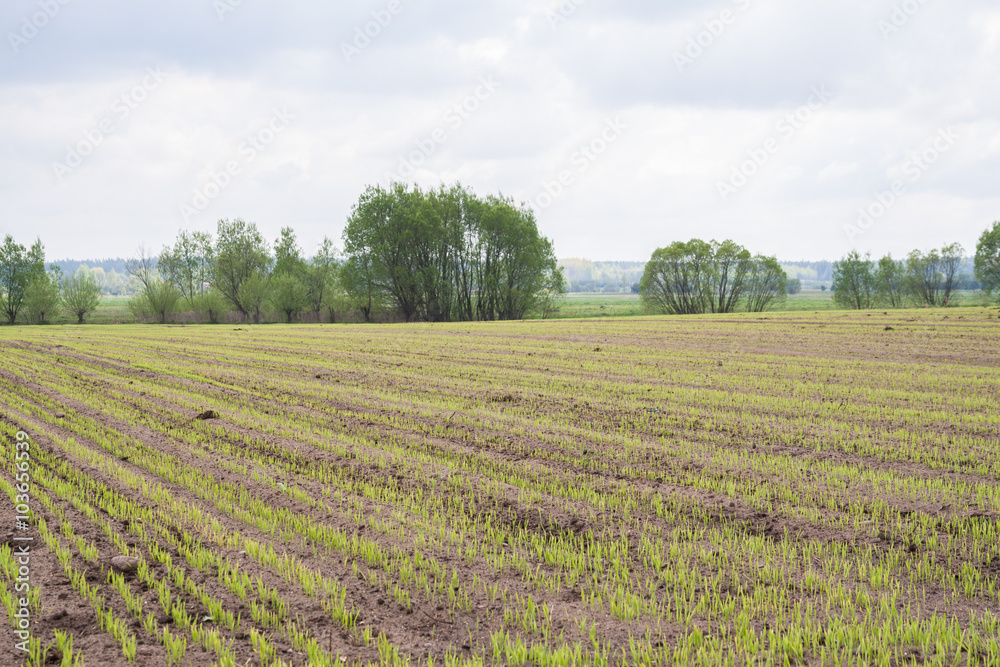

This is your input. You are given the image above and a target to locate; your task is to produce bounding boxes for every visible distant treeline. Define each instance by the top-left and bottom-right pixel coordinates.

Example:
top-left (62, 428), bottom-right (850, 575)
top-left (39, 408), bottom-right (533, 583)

top-left (3, 182), bottom-right (564, 325)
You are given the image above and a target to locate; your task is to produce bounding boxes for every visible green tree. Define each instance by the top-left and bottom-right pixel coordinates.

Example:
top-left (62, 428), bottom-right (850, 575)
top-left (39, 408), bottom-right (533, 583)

top-left (785, 278), bottom-right (802, 295)
top-left (159, 230), bottom-right (214, 305)
top-left (304, 237), bottom-right (340, 321)
top-left (975, 221), bottom-right (1000, 299)
top-left (0, 235), bottom-right (44, 324)
top-left (237, 270), bottom-right (269, 323)
top-left (706, 240), bottom-right (752, 314)
top-left (193, 289), bottom-right (228, 324)
top-left (744, 255), bottom-right (787, 312)
top-left (537, 267), bottom-right (566, 319)
top-left (268, 273), bottom-right (307, 323)
top-left (339, 255), bottom-right (384, 322)
top-left (126, 246), bottom-right (182, 324)
top-left (62, 267), bottom-right (103, 323)
top-left (639, 239), bottom-right (773, 315)
top-left (832, 250), bottom-right (876, 310)
top-left (23, 267), bottom-right (62, 324)
top-left (212, 219), bottom-right (272, 320)
top-left (907, 244), bottom-right (964, 307)
top-left (639, 240), bottom-right (714, 315)
top-left (875, 255), bottom-right (908, 308)
top-left (343, 183), bottom-right (560, 322)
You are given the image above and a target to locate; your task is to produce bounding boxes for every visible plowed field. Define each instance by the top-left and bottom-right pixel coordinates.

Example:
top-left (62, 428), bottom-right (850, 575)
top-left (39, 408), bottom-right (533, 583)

top-left (1, 308), bottom-right (998, 666)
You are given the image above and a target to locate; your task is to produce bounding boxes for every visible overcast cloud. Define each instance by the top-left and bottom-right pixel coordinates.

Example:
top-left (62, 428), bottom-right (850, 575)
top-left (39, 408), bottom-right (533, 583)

top-left (2, 0), bottom-right (998, 261)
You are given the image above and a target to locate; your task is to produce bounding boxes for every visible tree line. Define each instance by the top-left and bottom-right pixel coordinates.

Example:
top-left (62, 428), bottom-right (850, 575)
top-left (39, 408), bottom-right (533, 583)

top-left (831, 224), bottom-right (1000, 309)
top-left (1, 183), bottom-right (564, 325)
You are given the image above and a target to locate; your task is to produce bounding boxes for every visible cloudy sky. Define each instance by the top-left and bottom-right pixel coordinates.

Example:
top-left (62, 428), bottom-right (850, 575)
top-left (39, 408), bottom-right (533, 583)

top-left (2, 0), bottom-right (998, 262)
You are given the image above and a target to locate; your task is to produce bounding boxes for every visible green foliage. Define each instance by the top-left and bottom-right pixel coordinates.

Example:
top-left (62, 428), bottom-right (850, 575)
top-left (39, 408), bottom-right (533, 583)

top-left (639, 239), bottom-right (786, 314)
top-left (213, 219), bottom-right (272, 319)
top-left (343, 183), bottom-right (560, 322)
top-left (236, 270), bottom-right (269, 323)
top-left (192, 289), bottom-right (228, 324)
top-left (785, 278), bottom-right (802, 295)
top-left (906, 243), bottom-right (964, 307)
top-left (875, 255), bottom-right (908, 308)
top-left (974, 221), bottom-right (1000, 299)
top-left (0, 235), bottom-right (45, 324)
top-left (339, 256), bottom-right (385, 323)
top-left (129, 280), bottom-right (182, 324)
top-left (159, 230), bottom-right (214, 304)
top-left (62, 267), bottom-right (103, 323)
top-left (305, 237), bottom-right (341, 321)
top-left (745, 255), bottom-right (788, 312)
top-left (23, 268), bottom-right (62, 324)
top-left (832, 250), bottom-right (876, 310)
top-left (268, 273), bottom-right (308, 323)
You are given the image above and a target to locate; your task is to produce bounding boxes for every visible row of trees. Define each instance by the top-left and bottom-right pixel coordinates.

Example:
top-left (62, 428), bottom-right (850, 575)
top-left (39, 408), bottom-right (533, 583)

top-left (119, 183), bottom-right (563, 324)
top-left (830, 231), bottom-right (998, 310)
top-left (0, 236), bottom-right (106, 324)
top-left (125, 220), bottom-right (344, 324)
top-left (639, 239), bottom-right (788, 315)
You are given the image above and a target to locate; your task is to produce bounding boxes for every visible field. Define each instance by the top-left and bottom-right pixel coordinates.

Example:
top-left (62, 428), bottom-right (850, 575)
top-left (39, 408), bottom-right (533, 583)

top-left (0, 308), bottom-right (999, 666)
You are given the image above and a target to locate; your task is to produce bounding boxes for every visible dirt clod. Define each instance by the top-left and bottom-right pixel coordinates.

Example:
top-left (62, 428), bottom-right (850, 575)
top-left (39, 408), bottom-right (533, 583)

top-left (110, 556), bottom-right (140, 573)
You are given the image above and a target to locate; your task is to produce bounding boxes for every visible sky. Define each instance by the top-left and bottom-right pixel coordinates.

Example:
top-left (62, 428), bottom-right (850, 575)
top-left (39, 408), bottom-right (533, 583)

top-left (1, 1), bottom-right (998, 262)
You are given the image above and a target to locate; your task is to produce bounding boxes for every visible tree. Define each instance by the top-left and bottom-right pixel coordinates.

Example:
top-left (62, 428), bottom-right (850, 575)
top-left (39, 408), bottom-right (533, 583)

top-left (237, 270), bottom-right (269, 323)
top-left (832, 250), bottom-right (876, 310)
top-left (744, 256), bottom-right (787, 312)
top-left (342, 183), bottom-right (560, 322)
top-left (159, 230), bottom-right (214, 305)
top-left (975, 221), bottom-right (1000, 299)
top-left (537, 267), bottom-right (566, 319)
top-left (304, 237), bottom-right (340, 321)
top-left (268, 227), bottom-right (309, 322)
top-left (212, 219), bottom-right (271, 320)
top-left (268, 273), bottom-right (307, 323)
top-left (340, 255), bottom-right (384, 322)
top-left (0, 235), bottom-right (44, 324)
top-left (194, 289), bottom-right (228, 324)
top-left (875, 255), bottom-right (908, 308)
top-left (706, 240), bottom-right (752, 314)
top-left (639, 239), bottom-right (775, 315)
top-left (126, 246), bottom-right (182, 324)
top-left (907, 244), bottom-right (964, 307)
top-left (62, 268), bottom-right (103, 323)
top-left (786, 278), bottom-right (802, 295)
top-left (23, 268), bottom-right (62, 324)
top-left (939, 243), bottom-right (965, 306)
top-left (639, 240), bottom-right (714, 315)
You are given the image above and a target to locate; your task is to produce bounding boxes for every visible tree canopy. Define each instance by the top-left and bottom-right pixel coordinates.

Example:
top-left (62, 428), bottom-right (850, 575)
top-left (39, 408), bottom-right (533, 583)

top-left (342, 183), bottom-right (562, 322)
top-left (639, 239), bottom-right (786, 315)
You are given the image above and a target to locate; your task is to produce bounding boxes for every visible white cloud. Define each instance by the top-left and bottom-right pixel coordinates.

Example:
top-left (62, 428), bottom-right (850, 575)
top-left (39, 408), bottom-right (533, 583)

top-left (817, 161), bottom-right (861, 183)
top-left (1, 0), bottom-right (999, 261)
